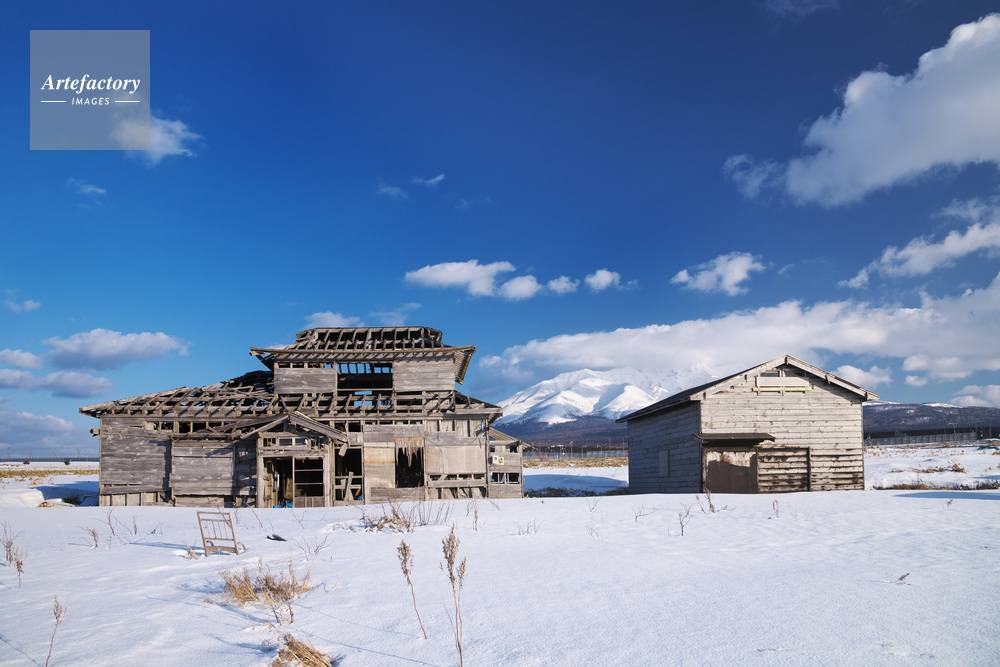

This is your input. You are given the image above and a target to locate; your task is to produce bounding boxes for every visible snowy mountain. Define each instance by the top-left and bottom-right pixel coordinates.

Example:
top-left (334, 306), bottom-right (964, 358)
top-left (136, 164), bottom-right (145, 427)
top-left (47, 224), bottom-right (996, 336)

top-left (496, 367), bottom-right (705, 425)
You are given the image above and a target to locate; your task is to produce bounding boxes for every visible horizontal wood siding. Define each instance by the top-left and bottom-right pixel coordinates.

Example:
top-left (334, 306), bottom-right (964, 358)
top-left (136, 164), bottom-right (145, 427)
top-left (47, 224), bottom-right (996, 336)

top-left (394, 358), bottom-right (454, 392)
top-left (170, 440), bottom-right (234, 495)
top-left (701, 366), bottom-right (865, 490)
top-left (757, 447), bottom-right (810, 493)
top-left (274, 367), bottom-right (338, 395)
top-left (627, 402), bottom-right (702, 494)
top-left (99, 417), bottom-right (170, 493)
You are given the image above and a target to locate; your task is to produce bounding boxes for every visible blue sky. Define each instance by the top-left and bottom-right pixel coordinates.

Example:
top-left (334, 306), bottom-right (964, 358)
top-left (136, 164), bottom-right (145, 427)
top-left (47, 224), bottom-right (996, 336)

top-left (3, 1), bottom-right (1000, 455)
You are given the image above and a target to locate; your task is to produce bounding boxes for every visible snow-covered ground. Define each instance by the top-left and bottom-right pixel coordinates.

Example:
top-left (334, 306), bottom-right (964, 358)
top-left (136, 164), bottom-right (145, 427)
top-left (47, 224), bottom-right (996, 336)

top-left (1, 448), bottom-right (998, 666)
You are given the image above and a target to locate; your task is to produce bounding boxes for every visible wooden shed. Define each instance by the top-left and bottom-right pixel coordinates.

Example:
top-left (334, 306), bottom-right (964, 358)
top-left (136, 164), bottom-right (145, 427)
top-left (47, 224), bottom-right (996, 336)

top-left (81, 327), bottom-right (526, 507)
top-left (617, 355), bottom-right (879, 494)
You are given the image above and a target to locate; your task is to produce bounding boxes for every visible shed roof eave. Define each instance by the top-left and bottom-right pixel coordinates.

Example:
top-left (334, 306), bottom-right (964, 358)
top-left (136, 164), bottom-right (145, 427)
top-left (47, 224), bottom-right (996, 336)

top-left (617, 353), bottom-right (879, 422)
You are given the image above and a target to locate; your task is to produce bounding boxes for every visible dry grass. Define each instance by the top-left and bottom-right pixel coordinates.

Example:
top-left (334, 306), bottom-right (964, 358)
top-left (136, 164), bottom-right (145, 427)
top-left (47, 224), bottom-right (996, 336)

top-left (218, 559), bottom-right (311, 624)
top-left (271, 634), bottom-right (337, 667)
top-left (871, 480), bottom-right (1000, 490)
top-left (523, 457), bottom-right (627, 469)
top-left (358, 500), bottom-right (454, 533)
top-left (0, 467), bottom-right (97, 480)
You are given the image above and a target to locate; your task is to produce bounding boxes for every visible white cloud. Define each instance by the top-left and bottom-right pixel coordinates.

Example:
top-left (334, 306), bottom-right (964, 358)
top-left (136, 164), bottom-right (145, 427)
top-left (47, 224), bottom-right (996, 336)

top-left (0, 349), bottom-right (43, 369)
top-left (377, 184), bottom-right (409, 200)
top-left (499, 275), bottom-right (542, 301)
top-left (764, 0), bottom-right (838, 18)
top-left (0, 398), bottom-right (87, 457)
top-left (148, 116), bottom-right (200, 164)
top-left (951, 384), bottom-right (1000, 407)
top-left (4, 299), bottom-right (41, 313)
top-left (547, 276), bottom-right (579, 294)
top-left (411, 174), bottom-right (445, 188)
top-left (479, 272), bottom-right (1000, 390)
top-left (0, 369), bottom-right (37, 390)
top-left (835, 364), bottom-right (892, 388)
top-left (585, 269), bottom-right (621, 292)
top-left (728, 14), bottom-right (1000, 206)
top-left (369, 303), bottom-right (420, 327)
top-left (43, 328), bottom-right (188, 370)
top-left (672, 252), bottom-right (766, 296)
top-left (39, 371), bottom-right (114, 398)
top-left (405, 260), bottom-right (515, 297)
top-left (66, 178), bottom-right (106, 197)
top-left (723, 155), bottom-right (783, 200)
top-left (117, 115), bottom-right (201, 166)
top-left (0, 368), bottom-right (112, 398)
top-left (305, 311), bottom-right (363, 328)
top-left (905, 375), bottom-right (928, 387)
top-left (844, 199), bottom-right (1000, 287)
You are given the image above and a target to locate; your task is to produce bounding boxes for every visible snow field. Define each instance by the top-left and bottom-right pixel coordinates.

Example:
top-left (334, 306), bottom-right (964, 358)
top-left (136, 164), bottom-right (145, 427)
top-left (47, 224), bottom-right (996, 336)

top-left (0, 449), bottom-right (998, 666)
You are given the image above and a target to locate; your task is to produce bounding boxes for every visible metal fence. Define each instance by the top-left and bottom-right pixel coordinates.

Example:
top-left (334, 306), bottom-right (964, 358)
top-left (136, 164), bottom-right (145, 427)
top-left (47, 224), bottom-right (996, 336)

top-left (523, 448), bottom-right (627, 460)
top-left (864, 432), bottom-right (982, 447)
top-left (0, 457), bottom-right (99, 463)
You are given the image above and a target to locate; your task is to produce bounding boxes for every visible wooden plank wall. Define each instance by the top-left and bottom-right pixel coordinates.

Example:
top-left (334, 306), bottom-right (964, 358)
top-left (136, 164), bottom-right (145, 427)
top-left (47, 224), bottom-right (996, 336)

top-left (701, 367), bottom-right (865, 490)
top-left (99, 417), bottom-right (170, 493)
top-left (626, 402), bottom-right (703, 494)
top-left (170, 440), bottom-right (234, 498)
top-left (274, 368), bottom-right (339, 395)
top-left (757, 447), bottom-right (810, 493)
top-left (394, 358), bottom-right (454, 391)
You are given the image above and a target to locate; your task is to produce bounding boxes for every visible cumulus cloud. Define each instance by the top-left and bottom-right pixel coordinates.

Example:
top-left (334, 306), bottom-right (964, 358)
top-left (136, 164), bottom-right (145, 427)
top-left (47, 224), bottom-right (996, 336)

top-left (547, 276), bottom-right (579, 294)
top-left (0, 368), bottom-right (112, 398)
top-left (951, 384), bottom-right (1000, 407)
top-left (0, 398), bottom-right (88, 457)
top-left (4, 298), bottom-right (41, 313)
top-left (43, 328), bottom-right (188, 370)
top-left (0, 369), bottom-right (38, 390)
top-left (478, 272), bottom-right (1000, 391)
top-left (405, 260), bottom-right (516, 297)
top-left (0, 349), bottom-right (43, 369)
top-left (728, 14), bottom-right (1000, 206)
top-left (40, 371), bottom-right (114, 398)
top-left (844, 199), bottom-right (1000, 286)
top-left (499, 275), bottom-right (542, 301)
top-left (835, 364), bottom-right (892, 388)
top-left (406, 262), bottom-right (628, 299)
top-left (585, 269), bottom-right (622, 292)
top-left (411, 174), bottom-right (445, 188)
top-left (305, 311), bottom-right (363, 328)
top-left (672, 252), bottom-right (766, 296)
top-left (117, 115), bottom-right (201, 166)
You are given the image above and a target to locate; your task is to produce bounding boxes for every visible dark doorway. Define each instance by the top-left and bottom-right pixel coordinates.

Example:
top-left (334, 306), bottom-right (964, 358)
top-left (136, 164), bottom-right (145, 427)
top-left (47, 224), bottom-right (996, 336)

top-left (704, 448), bottom-right (758, 493)
top-left (395, 447), bottom-right (424, 488)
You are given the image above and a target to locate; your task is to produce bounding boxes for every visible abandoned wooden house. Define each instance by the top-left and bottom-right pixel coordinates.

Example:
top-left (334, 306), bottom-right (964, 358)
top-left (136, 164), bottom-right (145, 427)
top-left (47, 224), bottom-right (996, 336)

top-left (80, 327), bottom-right (525, 507)
top-left (617, 355), bottom-right (879, 494)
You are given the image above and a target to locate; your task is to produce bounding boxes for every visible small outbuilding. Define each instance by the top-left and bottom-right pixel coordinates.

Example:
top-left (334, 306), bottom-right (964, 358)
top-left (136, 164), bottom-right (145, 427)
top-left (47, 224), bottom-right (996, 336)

top-left (617, 355), bottom-right (879, 494)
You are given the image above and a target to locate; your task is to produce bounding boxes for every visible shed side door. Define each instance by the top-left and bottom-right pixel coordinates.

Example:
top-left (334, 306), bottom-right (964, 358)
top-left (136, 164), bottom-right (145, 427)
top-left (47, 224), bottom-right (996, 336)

top-left (704, 448), bottom-right (758, 494)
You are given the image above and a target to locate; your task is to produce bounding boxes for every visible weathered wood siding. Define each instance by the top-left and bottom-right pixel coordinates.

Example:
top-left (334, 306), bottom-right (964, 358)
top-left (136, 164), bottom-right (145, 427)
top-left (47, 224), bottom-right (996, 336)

top-left (626, 402), bottom-right (702, 494)
top-left (701, 366), bottom-right (865, 490)
top-left (274, 367), bottom-right (338, 395)
top-left (99, 417), bottom-right (170, 494)
top-left (170, 440), bottom-right (234, 498)
top-left (394, 357), bottom-right (454, 391)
